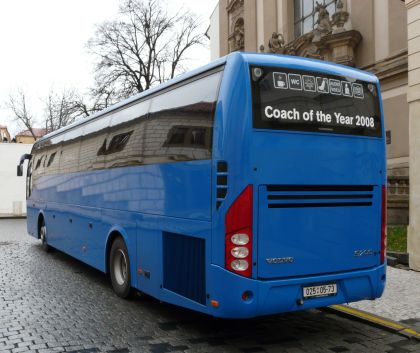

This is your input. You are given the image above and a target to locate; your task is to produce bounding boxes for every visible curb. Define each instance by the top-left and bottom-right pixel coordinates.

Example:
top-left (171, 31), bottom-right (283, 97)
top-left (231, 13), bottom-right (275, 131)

top-left (387, 251), bottom-right (409, 266)
top-left (322, 304), bottom-right (420, 341)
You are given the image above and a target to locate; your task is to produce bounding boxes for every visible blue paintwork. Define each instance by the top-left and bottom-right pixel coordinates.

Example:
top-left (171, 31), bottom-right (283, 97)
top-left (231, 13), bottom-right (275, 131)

top-left (26, 52), bottom-right (386, 318)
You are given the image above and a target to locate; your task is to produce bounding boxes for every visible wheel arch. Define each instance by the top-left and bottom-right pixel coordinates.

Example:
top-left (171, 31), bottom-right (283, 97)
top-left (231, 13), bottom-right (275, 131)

top-left (105, 226), bottom-right (130, 275)
top-left (37, 211), bottom-right (46, 239)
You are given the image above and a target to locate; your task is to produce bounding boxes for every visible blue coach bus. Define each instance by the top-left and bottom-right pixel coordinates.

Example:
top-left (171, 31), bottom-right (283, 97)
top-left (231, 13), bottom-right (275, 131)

top-left (18, 52), bottom-right (386, 318)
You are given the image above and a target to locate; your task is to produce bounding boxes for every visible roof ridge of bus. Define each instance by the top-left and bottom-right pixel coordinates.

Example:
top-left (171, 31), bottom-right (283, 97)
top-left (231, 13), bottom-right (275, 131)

top-left (239, 52), bottom-right (378, 81)
top-left (36, 55), bottom-right (229, 145)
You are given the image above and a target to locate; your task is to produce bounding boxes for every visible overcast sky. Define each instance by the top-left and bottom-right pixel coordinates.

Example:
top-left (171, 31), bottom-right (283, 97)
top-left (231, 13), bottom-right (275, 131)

top-left (0, 0), bottom-right (218, 136)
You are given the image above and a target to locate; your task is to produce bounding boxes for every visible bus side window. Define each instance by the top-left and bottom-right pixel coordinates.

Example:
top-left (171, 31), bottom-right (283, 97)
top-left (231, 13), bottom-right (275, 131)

top-left (79, 117), bottom-right (111, 171)
top-left (105, 99), bottom-right (150, 168)
top-left (147, 71), bottom-right (222, 163)
top-left (58, 129), bottom-right (83, 174)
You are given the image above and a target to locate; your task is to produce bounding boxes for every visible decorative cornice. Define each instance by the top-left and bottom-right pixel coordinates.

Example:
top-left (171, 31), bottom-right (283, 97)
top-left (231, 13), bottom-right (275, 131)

top-left (406, 0), bottom-right (420, 10)
top-left (361, 50), bottom-right (408, 81)
top-left (226, 0), bottom-right (244, 12)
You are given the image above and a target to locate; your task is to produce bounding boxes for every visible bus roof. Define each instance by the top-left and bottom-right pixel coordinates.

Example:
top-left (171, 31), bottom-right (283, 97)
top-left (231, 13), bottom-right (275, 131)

top-left (36, 52), bottom-right (378, 144)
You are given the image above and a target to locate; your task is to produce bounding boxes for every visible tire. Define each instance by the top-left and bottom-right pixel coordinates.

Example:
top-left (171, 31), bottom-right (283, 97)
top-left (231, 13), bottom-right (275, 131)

top-left (39, 219), bottom-right (51, 252)
top-left (109, 237), bottom-right (133, 298)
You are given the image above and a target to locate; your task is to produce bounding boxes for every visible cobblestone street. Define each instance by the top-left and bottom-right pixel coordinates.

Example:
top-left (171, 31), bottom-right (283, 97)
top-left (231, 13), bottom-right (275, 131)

top-left (0, 219), bottom-right (419, 353)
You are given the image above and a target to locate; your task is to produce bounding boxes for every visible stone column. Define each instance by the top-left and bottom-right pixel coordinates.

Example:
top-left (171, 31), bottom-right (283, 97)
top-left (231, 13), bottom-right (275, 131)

top-left (244, 0), bottom-right (257, 52)
top-left (263, 0), bottom-right (277, 49)
top-left (406, 0), bottom-right (420, 271)
top-left (219, 0), bottom-right (229, 57)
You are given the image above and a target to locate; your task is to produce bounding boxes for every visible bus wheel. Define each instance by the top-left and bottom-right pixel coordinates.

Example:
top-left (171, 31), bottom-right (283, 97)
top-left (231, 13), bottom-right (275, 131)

top-left (109, 237), bottom-right (132, 298)
top-left (39, 219), bottom-right (51, 252)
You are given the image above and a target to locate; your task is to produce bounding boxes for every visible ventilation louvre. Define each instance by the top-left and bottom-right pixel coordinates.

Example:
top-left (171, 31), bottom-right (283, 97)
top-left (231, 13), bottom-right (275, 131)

top-left (216, 161), bottom-right (228, 209)
top-left (163, 232), bottom-right (206, 305)
top-left (266, 185), bottom-right (374, 208)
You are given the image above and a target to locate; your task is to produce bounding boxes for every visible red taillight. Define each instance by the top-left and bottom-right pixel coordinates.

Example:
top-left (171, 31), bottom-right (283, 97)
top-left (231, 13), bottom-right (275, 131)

top-left (225, 185), bottom-right (253, 278)
top-left (381, 185), bottom-right (387, 264)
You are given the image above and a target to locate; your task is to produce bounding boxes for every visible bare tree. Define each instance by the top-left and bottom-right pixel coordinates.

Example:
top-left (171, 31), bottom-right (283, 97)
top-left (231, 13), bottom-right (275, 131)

top-left (7, 89), bottom-right (37, 139)
top-left (43, 88), bottom-right (87, 132)
top-left (88, 0), bottom-right (206, 103)
top-left (6, 88), bottom-right (91, 138)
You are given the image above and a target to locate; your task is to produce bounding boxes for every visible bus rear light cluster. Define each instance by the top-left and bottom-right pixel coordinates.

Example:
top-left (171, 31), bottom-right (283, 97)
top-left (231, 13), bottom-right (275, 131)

top-left (225, 185), bottom-right (253, 278)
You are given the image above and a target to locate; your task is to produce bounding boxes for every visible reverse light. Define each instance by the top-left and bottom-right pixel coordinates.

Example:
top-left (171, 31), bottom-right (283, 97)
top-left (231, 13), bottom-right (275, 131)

top-left (231, 246), bottom-right (249, 258)
top-left (225, 185), bottom-right (253, 278)
top-left (231, 233), bottom-right (249, 245)
top-left (231, 259), bottom-right (249, 271)
top-left (381, 185), bottom-right (387, 264)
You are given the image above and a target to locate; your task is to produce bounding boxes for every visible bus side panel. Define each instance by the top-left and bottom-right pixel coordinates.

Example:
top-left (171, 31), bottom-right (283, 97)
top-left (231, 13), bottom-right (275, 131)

top-left (26, 200), bottom-right (39, 238)
top-left (63, 204), bottom-right (105, 271)
top-left (32, 162), bottom-right (212, 222)
top-left (136, 212), bottom-right (211, 309)
top-left (29, 160), bottom-right (212, 276)
top-left (43, 204), bottom-right (64, 248)
top-left (211, 54), bottom-right (251, 268)
top-left (136, 216), bottom-right (160, 294)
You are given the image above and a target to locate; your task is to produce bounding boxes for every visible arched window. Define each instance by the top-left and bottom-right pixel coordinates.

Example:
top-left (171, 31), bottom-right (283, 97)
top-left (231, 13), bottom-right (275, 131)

top-left (294, 0), bottom-right (336, 38)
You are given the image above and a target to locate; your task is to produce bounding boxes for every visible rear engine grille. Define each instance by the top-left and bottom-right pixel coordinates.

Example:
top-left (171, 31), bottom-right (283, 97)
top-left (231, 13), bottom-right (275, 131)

top-left (266, 185), bottom-right (374, 208)
top-left (163, 232), bottom-right (206, 305)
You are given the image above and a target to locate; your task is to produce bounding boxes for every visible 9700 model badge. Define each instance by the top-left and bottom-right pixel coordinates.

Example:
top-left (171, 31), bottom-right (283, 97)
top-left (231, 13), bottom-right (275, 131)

top-left (354, 249), bottom-right (375, 257)
top-left (266, 257), bottom-right (294, 264)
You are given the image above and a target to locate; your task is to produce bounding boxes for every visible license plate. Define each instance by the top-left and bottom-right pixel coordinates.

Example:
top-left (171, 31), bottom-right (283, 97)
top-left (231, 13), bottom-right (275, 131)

top-left (303, 283), bottom-right (337, 298)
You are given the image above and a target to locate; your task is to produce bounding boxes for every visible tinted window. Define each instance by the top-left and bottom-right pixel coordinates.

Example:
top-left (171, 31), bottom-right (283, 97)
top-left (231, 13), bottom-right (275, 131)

top-left (79, 116), bottom-right (111, 171)
top-left (31, 69), bottom-right (223, 175)
top-left (145, 71), bottom-right (221, 163)
top-left (98, 100), bottom-right (150, 169)
top-left (251, 66), bottom-right (382, 137)
top-left (98, 131), bottom-right (133, 156)
top-left (47, 153), bottom-right (56, 167)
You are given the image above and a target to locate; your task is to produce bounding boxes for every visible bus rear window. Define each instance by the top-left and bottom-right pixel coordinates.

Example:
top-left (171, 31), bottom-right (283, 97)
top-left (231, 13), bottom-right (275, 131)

top-left (250, 66), bottom-right (382, 137)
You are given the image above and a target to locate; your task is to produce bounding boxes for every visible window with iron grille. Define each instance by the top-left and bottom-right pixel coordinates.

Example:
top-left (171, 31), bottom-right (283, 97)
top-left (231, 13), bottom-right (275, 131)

top-left (294, 0), bottom-right (336, 38)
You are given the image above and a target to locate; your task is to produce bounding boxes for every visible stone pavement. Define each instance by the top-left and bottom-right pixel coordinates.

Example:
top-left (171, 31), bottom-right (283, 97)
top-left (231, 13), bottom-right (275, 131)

top-left (0, 219), bottom-right (419, 353)
top-left (349, 266), bottom-right (420, 322)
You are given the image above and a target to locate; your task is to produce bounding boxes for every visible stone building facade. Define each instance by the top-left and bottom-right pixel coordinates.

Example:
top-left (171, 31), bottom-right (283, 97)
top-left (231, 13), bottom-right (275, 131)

top-left (406, 0), bottom-right (420, 269)
top-left (15, 128), bottom-right (47, 144)
top-left (0, 125), bottom-right (11, 142)
top-left (207, 0), bottom-right (409, 225)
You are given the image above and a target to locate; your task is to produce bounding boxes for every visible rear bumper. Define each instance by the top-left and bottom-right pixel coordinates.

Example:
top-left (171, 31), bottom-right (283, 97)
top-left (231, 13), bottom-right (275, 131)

top-left (206, 264), bottom-right (386, 318)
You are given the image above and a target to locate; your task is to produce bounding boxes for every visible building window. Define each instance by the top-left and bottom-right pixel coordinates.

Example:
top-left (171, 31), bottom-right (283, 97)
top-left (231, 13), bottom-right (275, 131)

top-left (294, 0), bottom-right (336, 38)
top-left (386, 130), bottom-right (391, 145)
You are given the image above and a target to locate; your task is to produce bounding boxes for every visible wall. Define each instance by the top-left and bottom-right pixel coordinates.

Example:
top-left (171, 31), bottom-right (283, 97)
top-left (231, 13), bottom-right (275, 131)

top-left (407, 0), bottom-right (420, 270)
top-left (0, 144), bottom-right (31, 217)
top-left (383, 91), bottom-right (409, 161)
top-left (16, 136), bottom-right (36, 144)
top-left (389, 0), bottom-right (408, 56)
top-left (209, 4), bottom-right (220, 60)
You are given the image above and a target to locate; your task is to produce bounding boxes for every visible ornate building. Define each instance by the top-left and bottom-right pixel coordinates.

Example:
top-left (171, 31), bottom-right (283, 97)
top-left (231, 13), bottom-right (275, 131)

top-left (0, 125), bottom-right (11, 143)
top-left (207, 0), bottom-right (408, 225)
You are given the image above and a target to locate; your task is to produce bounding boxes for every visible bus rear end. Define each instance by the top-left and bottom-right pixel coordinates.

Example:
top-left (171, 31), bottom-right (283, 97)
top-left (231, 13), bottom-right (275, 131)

top-left (209, 53), bottom-right (386, 318)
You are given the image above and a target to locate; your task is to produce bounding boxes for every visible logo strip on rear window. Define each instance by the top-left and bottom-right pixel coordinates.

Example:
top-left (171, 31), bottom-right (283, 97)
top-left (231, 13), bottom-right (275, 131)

top-left (251, 66), bottom-right (381, 137)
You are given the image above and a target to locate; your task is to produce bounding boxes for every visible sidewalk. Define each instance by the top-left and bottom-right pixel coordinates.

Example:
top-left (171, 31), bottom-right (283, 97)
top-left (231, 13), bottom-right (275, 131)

top-left (349, 266), bottom-right (420, 322)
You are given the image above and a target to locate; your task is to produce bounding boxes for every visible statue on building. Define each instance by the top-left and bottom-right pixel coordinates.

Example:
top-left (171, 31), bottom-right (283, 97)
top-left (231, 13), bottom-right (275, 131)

top-left (312, 1), bottom-right (332, 42)
top-left (268, 32), bottom-right (285, 54)
top-left (230, 17), bottom-right (244, 51)
top-left (332, 0), bottom-right (349, 33)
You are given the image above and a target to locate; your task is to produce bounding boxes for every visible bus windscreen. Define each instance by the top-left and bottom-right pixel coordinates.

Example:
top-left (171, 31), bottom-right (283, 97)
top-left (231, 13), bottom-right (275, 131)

top-left (250, 66), bottom-right (382, 137)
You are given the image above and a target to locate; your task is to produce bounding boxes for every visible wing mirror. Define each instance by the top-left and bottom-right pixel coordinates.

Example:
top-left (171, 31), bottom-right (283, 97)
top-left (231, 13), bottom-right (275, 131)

top-left (17, 164), bottom-right (23, 176)
top-left (17, 153), bottom-right (32, 177)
